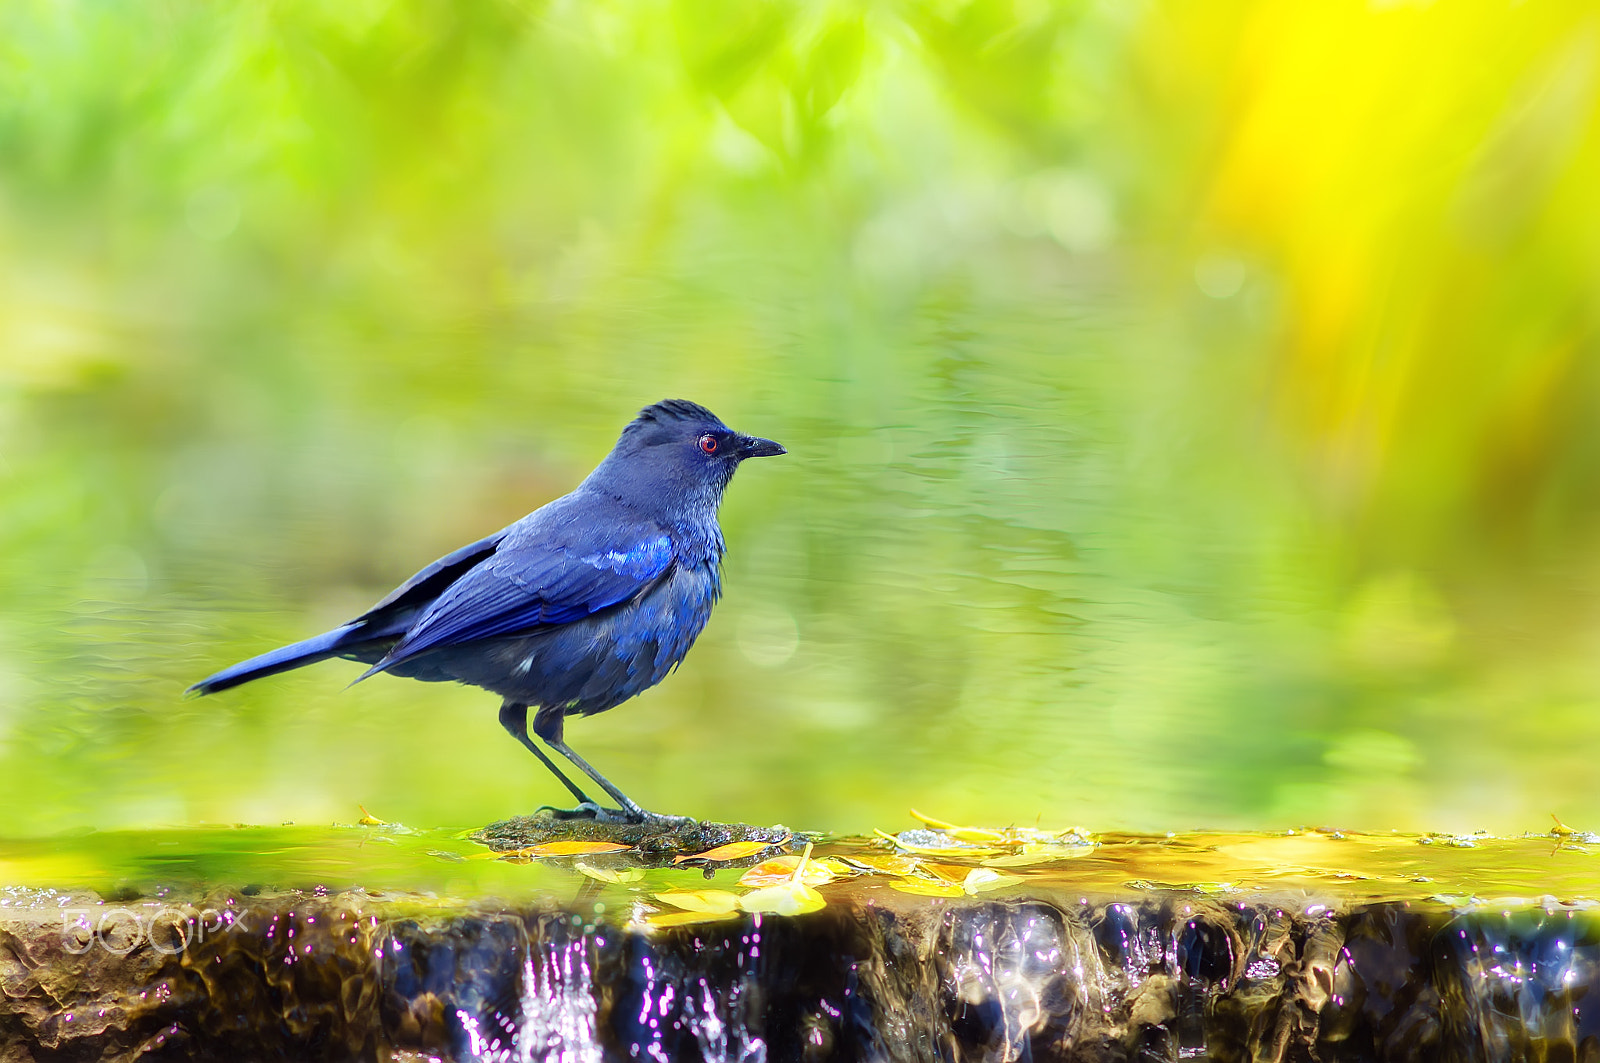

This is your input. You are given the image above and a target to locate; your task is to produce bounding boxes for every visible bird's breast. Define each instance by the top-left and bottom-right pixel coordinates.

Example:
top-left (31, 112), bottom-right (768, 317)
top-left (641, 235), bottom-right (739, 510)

top-left (440, 557), bottom-right (722, 714)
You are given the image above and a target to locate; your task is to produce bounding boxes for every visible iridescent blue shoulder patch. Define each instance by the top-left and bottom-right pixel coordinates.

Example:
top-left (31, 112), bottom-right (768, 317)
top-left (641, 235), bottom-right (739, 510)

top-left (581, 535), bottom-right (674, 579)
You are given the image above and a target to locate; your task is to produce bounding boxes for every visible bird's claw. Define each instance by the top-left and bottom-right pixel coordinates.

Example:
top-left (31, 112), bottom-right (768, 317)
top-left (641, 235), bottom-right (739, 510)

top-left (537, 801), bottom-right (631, 822)
top-left (632, 810), bottom-right (697, 829)
top-left (535, 802), bottom-right (697, 828)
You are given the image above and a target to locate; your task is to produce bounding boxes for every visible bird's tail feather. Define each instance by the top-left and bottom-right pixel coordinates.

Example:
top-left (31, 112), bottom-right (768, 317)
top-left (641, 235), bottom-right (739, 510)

top-left (187, 624), bottom-right (368, 697)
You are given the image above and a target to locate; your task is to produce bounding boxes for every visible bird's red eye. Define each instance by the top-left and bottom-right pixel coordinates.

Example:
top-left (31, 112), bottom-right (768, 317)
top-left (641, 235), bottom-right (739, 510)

top-left (699, 434), bottom-right (719, 454)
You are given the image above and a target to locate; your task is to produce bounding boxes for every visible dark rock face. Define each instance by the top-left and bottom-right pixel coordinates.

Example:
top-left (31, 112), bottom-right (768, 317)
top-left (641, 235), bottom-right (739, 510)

top-left (4, 890), bottom-right (1599, 1062)
top-left (472, 814), bottom-right (796, 862)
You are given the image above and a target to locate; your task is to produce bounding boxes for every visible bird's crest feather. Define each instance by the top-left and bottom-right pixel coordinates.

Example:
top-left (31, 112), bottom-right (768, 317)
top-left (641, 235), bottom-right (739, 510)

top-left (625, 399), bottom-right (724, 433)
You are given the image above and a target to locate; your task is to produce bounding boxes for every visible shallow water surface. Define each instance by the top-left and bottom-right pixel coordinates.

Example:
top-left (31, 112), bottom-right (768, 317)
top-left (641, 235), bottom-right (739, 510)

top-left (3, 820), bottom-right (1595, 906)
top-left (6, 4), bottom-right (1600, 841)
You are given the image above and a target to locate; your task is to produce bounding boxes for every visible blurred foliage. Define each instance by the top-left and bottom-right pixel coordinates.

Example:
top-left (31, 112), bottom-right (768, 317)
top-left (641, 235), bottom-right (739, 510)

top-left (2, 0), bottom-right (1599, 839)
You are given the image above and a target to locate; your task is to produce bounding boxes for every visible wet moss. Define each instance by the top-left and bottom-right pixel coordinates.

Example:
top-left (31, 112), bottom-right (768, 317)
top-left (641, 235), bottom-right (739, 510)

top-left (470, 809), bottom-right (796, 865)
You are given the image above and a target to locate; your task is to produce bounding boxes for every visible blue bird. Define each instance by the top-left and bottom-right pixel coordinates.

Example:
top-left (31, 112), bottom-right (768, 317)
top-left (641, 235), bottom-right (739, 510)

top-left (188, 400), bottom-right (785, 823)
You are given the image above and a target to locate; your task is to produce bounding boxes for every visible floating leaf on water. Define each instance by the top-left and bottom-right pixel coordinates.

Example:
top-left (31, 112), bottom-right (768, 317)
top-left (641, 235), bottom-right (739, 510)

top-left (951, 828), bottom-right (1011, 844)
top-left (738, 855), bottom-right (840, 889)
top-left (887, 878), bottom-right (965, 898)
top-left (908, 808), bottom-right (962, 831)
top-left (518, 840), bottom-right (634, 857)
top-left (736, 841), bottom-right (827, 916)
top-left (908, 809), bottom-right (1094, 847)
top-left (844, 853), bottom-right (923, 877)
top-left (478, 840), bottom-right (635, 860)
top-left (738, 861), bottom-right (793, 888)
top-left (640, 909), bottom-right (742, 929)
top-left (908, 808), bottom-right (1008, 845)
top-left (575, 860), bottom-right (644, 885)
top-left (357, 805), bottom-right (388, 827)
top-left (673, 840), bottom-right (780, 864)
top-left (923, 862), bottom-right (975, 884)
top-left (963, 868), bottom-right (1023, 894)
top-left (738, 882), bottom-right (826, 915)
top-left (882, 866), bottom-right (1019, 897)
top-left (653, 889), bottom-right (743, 914)
top-left (872, 828), bottom-right (1002, 857)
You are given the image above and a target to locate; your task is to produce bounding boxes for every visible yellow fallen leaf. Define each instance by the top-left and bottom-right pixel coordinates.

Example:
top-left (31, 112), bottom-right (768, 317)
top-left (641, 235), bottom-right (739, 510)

top-left (653, 889), bottom-right (743, 914)
top-left (923, 862), bottom-right (975, 884)
top-left (640, 909), bottom-right (742, 929)
top-left (358, 805), bottom-right (387, 826)
top-left (738, 855), bottom-right (839, 889)
top-left (905, 809), bottom-right (1092, 846)
top-left (963, 868), bottom-right (1023, 894)
top-left (738, 882), bottom-right (826, 915)
top-left (845, 854), bottom-right (923, 877)
top-left (908, 809), bottom-right (1008, 845)
top-left (574, 860), bottom-right (644, 885)
top-left (951, 828), bottom-right (1012, 845)
top-left (887, 878), bottom-right (965, 898)
top-left (736, 840), bottom-right (827, 916)
top-left (1552, 813), bottom-right (1577, 837)
top-left (507, 840), bottom-right (633, 858)
top-left (908, 808), bottom-right (962, 831)
top-left (673, 840), bottom-right (780, 864)
top-left (815, 857), bottom-right (857, 877)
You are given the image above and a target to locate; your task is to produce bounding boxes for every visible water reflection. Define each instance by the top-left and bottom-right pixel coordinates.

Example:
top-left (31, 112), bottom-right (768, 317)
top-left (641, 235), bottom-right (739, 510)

top-left (2, 2), bottom-right (1600, 838)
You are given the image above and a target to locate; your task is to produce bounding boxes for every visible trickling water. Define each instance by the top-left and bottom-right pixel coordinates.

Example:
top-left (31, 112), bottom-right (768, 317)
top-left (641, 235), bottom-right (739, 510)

top-left (510, 922), bottom-right (601, 1063)
top-left (946, 904), bottom-right (1089, 1058)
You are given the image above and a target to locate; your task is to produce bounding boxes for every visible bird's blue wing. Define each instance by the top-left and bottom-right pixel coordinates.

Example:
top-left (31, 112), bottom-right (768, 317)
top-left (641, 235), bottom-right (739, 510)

top-left (356, 531), bottom-right (676, 679)
top-left (352, 529), bottom-right (509, 629)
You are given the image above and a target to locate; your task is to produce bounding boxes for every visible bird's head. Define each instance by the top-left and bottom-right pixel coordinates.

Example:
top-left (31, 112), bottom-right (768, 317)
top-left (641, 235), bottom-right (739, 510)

top-left (588, 399), bottom-right (786, 511)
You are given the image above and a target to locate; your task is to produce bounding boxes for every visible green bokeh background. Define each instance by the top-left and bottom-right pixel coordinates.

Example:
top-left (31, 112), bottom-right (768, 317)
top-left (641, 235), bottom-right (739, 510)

top-left (4, 1), bottom-right (1600, 838)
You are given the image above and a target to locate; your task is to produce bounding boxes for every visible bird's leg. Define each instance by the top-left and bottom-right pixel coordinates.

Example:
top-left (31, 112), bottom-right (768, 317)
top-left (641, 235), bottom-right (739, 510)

top-left (498, 700), bottom-right (599, 813)
top-left (532, 706), bottom-right (684, 825)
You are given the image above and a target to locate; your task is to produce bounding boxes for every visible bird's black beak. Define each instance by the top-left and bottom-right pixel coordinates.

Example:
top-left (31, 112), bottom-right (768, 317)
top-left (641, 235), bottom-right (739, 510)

top-left (738, 435), bottom-right (786, 459)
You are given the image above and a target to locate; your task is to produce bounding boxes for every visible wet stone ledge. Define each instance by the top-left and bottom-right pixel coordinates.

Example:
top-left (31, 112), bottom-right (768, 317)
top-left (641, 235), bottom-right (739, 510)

top-left (3, 823), bottom-right (1599, 1062)
top-left (4, 887), bottom-right (1600, 1062)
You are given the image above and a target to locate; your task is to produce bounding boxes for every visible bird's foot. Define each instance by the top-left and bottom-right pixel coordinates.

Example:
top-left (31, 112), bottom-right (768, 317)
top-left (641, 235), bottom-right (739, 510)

top-left (536, 801), bottom-right (637, 823)
top-left (631, 810), bottom-right (697, 829)
top-left (534, 802), bottom-right (697, 829)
